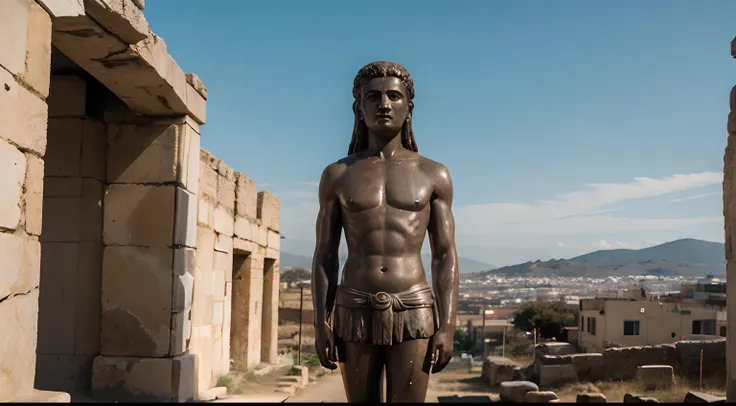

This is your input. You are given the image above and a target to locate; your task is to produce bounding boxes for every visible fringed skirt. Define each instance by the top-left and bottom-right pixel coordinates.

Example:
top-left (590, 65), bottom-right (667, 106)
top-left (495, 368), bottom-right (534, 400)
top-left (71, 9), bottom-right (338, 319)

top-left (332, 284), bottom-right (439, 346)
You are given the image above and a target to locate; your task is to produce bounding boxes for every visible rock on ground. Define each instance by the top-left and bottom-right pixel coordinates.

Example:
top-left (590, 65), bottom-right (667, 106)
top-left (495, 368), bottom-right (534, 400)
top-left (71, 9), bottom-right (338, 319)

top-left (524, 391), bottom-right (559, 403)
top-left (683, 391), bottom-right (727, 403)
top-left (623, 393), bottom-right (659, 403)
top-left (577, 392), bottom-right (608, 403)
top-left (499, 381), bottom-right (538, 403)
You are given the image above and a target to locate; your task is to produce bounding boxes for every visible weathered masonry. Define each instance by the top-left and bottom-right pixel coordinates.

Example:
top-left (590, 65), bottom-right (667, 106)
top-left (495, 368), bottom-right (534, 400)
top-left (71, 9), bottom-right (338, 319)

top-left (0, 0), bottom-right (280, 402)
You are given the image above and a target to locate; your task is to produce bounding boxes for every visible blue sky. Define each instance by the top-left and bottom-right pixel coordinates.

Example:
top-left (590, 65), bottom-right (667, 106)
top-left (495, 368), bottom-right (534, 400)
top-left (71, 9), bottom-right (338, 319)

top-left (145, 1), bottom-right (734, 266)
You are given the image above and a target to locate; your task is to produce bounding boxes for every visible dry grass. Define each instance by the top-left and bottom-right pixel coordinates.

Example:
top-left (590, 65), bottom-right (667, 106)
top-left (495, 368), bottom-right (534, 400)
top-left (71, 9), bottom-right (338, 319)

top-left (554, 377), bottom-right (725, 403)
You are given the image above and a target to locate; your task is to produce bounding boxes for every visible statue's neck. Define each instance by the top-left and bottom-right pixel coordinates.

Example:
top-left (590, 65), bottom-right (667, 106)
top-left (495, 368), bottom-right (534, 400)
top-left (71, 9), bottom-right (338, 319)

top-left (366, 131), bottom-right (404, 158)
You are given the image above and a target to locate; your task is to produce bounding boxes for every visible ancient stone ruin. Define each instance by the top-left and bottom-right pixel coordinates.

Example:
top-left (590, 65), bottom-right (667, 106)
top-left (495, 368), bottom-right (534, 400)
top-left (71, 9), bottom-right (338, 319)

top-left (1, 0), bottom-right (280, 402)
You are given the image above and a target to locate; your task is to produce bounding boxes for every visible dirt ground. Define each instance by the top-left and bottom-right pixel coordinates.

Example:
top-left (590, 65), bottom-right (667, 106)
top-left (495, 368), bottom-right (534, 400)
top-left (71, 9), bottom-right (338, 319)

top-left (553, 378), bottom-right (726, 403)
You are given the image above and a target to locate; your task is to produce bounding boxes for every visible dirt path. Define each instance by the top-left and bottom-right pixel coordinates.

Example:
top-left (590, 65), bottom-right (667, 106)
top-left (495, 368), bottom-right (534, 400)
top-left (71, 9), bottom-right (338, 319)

top-left (283, 364), bottom-right (494, 403)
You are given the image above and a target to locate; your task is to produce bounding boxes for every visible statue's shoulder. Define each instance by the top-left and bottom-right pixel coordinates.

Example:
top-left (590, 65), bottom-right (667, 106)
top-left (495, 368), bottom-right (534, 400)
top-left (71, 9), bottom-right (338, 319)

top-left (416, 154), bottom-right (451, 179)
top-left (320, 155), bottom-right (357, 186)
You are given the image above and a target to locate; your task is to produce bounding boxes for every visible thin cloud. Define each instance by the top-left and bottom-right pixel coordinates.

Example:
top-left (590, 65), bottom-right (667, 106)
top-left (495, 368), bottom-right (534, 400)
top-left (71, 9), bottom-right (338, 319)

top-left (667, 191), bottom-right (721, 204)
top-left (278, 171), bottom-right (724, 263)
top-left (299, 181), bottom-right (320, 188)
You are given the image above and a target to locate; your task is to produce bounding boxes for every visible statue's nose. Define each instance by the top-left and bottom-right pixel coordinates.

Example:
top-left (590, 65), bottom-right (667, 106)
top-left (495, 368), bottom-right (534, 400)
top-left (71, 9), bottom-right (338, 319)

top-left (379, 95), bottom-right (391, 109)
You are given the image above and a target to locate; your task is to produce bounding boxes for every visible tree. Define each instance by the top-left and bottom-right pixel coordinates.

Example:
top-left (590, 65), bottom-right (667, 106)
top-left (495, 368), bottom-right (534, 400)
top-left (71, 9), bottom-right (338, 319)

top-left (281, 267), bottom-right (311, 283)
top-left (511, 300), bottom-right (576, 341)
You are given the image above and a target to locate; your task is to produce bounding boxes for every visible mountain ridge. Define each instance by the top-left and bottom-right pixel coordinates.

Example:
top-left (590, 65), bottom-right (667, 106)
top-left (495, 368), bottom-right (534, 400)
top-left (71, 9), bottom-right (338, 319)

top-left (476, 238), bottom-right (725, 278)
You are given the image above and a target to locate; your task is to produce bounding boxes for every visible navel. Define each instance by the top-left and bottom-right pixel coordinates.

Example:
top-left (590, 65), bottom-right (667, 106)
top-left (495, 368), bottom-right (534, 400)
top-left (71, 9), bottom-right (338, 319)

top-left (380, 266), bottom-right (388, 272)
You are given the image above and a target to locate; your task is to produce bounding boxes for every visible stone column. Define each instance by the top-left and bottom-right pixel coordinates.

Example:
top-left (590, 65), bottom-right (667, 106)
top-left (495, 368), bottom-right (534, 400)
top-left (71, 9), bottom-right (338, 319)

top-left (259, 192), bottom-right (281, 364)
top-left (726, 74), bottom-right (736, 400)
top-left (91, 113), bottom-right (200, 402)
top-left (0, 0), bottom-right (68, 402)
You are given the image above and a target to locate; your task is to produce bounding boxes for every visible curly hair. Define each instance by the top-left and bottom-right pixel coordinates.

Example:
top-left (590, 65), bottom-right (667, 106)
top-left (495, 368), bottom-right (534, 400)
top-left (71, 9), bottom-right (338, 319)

top-left (348, 61), bottom-right (418, 155)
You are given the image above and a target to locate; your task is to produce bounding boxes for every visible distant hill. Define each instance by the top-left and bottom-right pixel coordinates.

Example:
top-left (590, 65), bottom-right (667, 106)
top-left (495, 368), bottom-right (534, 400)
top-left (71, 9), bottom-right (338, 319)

top-left (477, 238), bottom-right (725, 278)
top-left (571, 239), bottom-right (726, 266)
top-left (279, 252), bottom-right (495, 274)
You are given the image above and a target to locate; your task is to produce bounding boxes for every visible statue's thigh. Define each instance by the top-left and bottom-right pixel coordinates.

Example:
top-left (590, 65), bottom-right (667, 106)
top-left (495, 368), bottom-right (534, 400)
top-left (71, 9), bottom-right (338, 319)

top-left (385, 338), bottom-right (432, 403)
top-left (338, 341), bottom-right (385, 403)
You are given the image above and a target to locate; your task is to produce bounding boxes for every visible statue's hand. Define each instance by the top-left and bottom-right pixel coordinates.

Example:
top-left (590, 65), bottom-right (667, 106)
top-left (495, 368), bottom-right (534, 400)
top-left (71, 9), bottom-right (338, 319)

top-left (430, 327), bottom-right (453, 374)
top-left (314, 321), bottom-right (337, 370)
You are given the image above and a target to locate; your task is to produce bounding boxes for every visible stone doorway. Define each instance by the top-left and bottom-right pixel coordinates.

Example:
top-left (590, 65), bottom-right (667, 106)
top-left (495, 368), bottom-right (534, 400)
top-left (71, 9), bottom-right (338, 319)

top-left (231, 250), bottom-right (253, 370)
top-left (34, 47), bottom-right (107, 397)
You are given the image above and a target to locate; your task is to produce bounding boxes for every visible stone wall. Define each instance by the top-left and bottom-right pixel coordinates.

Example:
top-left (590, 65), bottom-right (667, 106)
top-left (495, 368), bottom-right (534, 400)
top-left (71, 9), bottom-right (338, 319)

top-left (191, 149), bottom-right (280, 395)
top-left (0, 0), bottom-right (59, 401)
top-left (1, 0), bottom-right (282, 402)
top-left (532, 339), bottom-right (724, 387)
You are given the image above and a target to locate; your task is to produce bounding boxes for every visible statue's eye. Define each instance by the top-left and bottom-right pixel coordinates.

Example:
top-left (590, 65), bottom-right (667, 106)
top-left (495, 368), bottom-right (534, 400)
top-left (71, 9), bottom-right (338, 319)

top-left (388, 93), bottom-right (400, 101)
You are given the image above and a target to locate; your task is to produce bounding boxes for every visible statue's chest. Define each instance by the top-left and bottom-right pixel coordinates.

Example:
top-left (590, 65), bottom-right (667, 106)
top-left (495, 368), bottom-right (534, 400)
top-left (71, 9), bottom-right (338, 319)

top-left (338, 161), bottom-right (433, 213)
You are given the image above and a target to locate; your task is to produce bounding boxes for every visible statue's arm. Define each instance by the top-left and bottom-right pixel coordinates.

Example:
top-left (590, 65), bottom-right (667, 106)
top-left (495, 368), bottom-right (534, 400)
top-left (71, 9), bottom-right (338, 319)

top-left (427, 164), bottom-right (459, 333)
top-left (311, 164), bottom-right (343, 328)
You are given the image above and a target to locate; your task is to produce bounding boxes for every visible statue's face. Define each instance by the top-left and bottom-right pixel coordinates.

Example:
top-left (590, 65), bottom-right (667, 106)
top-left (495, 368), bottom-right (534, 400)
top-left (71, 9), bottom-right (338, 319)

top-left (359, 76), bottom-right (409, 138)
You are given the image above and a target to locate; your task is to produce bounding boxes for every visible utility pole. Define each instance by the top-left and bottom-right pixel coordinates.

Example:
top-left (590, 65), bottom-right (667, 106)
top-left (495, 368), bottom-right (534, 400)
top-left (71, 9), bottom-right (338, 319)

top-left (298, 284), bottom-right (304, 365)
top-left (502, 324), bottom-right (507, 358)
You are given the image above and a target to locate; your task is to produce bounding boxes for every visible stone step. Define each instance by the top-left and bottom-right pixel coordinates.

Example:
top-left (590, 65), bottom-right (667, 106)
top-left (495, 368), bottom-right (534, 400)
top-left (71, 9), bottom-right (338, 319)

top-left (276, 386), bottom-right (296, 395)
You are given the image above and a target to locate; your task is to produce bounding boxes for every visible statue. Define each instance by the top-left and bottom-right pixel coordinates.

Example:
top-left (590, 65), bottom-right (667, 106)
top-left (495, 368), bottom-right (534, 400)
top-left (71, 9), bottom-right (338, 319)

top-left (311, 61), bottom-right (460, 403)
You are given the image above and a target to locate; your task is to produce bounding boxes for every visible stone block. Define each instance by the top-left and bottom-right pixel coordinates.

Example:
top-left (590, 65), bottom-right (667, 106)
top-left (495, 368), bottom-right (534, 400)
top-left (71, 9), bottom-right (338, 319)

top-left (103, 184), bottom-right (175, 246)
top-left (179, 121), bottom-right (200, 194)
top-left (525, 391), bottom-right (559, 403)
top-left (234, 237), bottom-right (255, 254)
top-left (81, 178), bottom-right (104, 241)
top-left (186, 73), bottom-right (207, 100)
top-left (24, 155), bottom-right (44, 236)
top-left (0, 139), bottom-right (26, 230)
top-left (13, 389), bottom-right (71, 403)
top-left (91, 353), bottom-right (195, 402)
top-left (234, 216), bottom-right (253, 241)
top-left (38, 242), bottom-right (78, 354)
top-left (675, 339), bottom-right (725, 379)
top-left (197, 197), bottom-right (214, 229)
top-left (44, 177), bottom-right (83, 197)
top-left (24, 1), bottom-right (52, 96)
top-left (213, 301), bottom-right (224, 325)
top-left (0, 233), bottom-right (40, 302)
top-left (540, 364), bottom-right (578, 387)
top-left (577, 393), bottom-right (608, 403)
top-left (173, 248), bottom-right (195, 312)
top-left (170, 310), bottom-right (191, 356)
top-left (106, 122), bottom-right (185, 184)
top-left (46, 118), bottom-right (82, 177)
top-left (101, 246), bottom-right (173, 357)
top-left (84, 0), bottom-right (150, 45)
top-left (213, 270), bottom-right (225, 302)
top-left (186, 82), bottom-right (207, 125)
top-left (267, 229), bottom-right (281, 250)
top-left (214, 251), bottom-right (233, 281)
top-left (35, 353), bottom-right (94, 395)
top-left (81, 119), bottom-right (107, 180)
top-left (683, 391), bottom-right (726, 403)
top-left (213, 204), bottom-right (234, 237)
top-left (215, 233), bottom-right (233, 254)
top-left (75, 241), bottom-right (103, 355)
top-left (199, 161), bottom-right (218, 200)
top-left (499, 381), bottom-right (539, 403)
top-left (11, 83), bottom-right (49, 156)
top-left (266, 247), bottom-right (279, 261)
top-left (195, 226), bottom-right (215, 274)
top-left (174, 187), bottom-right (197, 248)
top-left (481, 356), bottom-right (520, 387)
top-left (48, 76), bottom-right (86, 118)
top-left (35, 0), bottom-right (85, 18)
top-left (253, 223), bottom-right (268, 247)
top-left (0, 290), bottom-right (40, 400)
top-left (0, 0), bottom-right (31, 76)
top-left (257, 191), bottom-right (280, 232)
top-left (636, 365), bottom-right (674, 388)
top-left (40, 196), bottom-right (81, 242)
top-left (603, 344), bottom-right (678, 381)
top-left (217, 171), bottom-right (236, 211)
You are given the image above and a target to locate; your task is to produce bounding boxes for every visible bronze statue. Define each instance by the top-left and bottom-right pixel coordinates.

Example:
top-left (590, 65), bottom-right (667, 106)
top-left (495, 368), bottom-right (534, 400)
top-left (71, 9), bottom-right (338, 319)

top-left (311, 61), bottom-right (460, 403)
